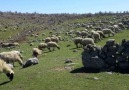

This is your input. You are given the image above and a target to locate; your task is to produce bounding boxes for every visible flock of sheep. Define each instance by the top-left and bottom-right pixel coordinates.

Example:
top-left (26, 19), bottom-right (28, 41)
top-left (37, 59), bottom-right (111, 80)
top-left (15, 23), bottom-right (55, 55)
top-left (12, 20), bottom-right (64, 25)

top-left (0, 15), bottom-right (128, 81)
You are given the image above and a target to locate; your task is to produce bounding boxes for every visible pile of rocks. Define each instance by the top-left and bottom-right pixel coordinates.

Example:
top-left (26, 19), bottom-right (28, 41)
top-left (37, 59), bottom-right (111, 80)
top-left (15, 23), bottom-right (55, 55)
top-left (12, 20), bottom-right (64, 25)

top-left (81, 39), bottom-right (129, 73)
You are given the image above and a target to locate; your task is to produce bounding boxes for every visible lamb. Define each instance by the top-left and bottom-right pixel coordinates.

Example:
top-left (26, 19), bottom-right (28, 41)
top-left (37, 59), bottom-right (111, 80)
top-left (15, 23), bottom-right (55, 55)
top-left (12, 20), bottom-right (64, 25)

top-left (47, 41), bottom-right (60, 51)
top-left (32, 48), bottom-right (42, 57)
top-left (74, 37), bottom-right (83, 48)
top-left (0, 59), bottom-right (14, 81)
top-left (81, 38), bottom-right (95, 47)
top-left (0, 50), bottom-right (23, 66)
top-left (102, 28), bottom-right (115, 37)
top-left (38, 43), bottom-right (47, 50)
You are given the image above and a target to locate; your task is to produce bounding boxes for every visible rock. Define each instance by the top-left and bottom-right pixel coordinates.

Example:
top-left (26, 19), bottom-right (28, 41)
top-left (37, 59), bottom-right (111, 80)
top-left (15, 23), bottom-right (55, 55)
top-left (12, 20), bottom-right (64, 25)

top-left (23, 57), bottom-right (39, 68)
top-left (65, 59), bottom-right (72, 63)
top-left (93, 77), bottom-right (99, 80)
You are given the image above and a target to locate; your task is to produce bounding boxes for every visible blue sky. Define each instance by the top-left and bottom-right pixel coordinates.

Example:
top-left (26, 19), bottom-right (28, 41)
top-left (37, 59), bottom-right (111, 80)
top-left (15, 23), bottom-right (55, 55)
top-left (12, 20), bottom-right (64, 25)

top-left (0, 0), bottom-right (129, 14)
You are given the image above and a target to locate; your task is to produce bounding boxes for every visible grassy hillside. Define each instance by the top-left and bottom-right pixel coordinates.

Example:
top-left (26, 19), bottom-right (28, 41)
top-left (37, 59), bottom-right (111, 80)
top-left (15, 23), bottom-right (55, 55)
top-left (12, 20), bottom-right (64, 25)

top-left (0, 12), bottom-right (129, 90)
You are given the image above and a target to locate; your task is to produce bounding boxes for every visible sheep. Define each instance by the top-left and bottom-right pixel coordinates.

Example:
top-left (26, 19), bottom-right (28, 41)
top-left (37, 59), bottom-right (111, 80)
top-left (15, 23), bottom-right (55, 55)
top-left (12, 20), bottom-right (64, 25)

top-left (0, 50), bottom-right (23, 66)
top-left (57, 36), bottom-right (62, 41)
top-left (47, 41), bottom-right (60, 51)
top-left (32, 48), bottom-right (42, 57)
top-left (91, 30), bottom-right (101, 42)
top-left (81, 38), bottom-right (95, 47)
top-left (51, 36), bottom-right (59, 43)
top-left (74, 37), bottom-right (83, 48)
top-left (22, 57), bottom-right (39, 68)
top-left (102, 28), bottom-right (115, 37)
top-left (8, 42), bottom-right (20, 48)
top-left (118, 23), bottom-right (125, 29)
top-left (0, 59), bottom-right (14, 81)
top-left (44, 37), bottom-right (51, 43)
top-left (1, 42), bottom-right (10, 48)
top-left (1, 42), bottom-right (19, 48)
top-left (38, 43), bottom-right (47, 50)
top-left (96, 31), bottom-right (105, 39)
top-left (75, 31), bottom-right (81, 36)
top-left (113, 25), bottom-right (122, 33)
top-left (80, 31), bottom-right (89, 38)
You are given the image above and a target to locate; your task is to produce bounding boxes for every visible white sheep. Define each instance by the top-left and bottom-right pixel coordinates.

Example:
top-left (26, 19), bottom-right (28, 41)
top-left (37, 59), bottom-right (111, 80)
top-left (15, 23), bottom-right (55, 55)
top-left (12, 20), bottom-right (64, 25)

top-left (74, 37), bottom-right (83, 48)
top-left (38, 43), bottom-right (47, 50)
top-left (96, 31), bottom-right (105, 39)
top-left (80, 31), bottom-right (89, 38)
top-left (91, 30), bottom-right (101, 42)
top-left (51, 36), bottom-right (59, 43)
top-left (81, 38), bottom-right (95, 47)
top-left (0, 59), bottom-right (14, 81)
top-left (0, 50), bottom-right (23, 66)
top-left (44, 37), bottom-right (51, 43)
top-left (9, 42), bottom-right (20, 47)
top-left (102, 28), bottom-right (115, 37)
top-left (32, 48), bottom-right (42, 57)
top-left (47, 41), bottom-right (60, 51)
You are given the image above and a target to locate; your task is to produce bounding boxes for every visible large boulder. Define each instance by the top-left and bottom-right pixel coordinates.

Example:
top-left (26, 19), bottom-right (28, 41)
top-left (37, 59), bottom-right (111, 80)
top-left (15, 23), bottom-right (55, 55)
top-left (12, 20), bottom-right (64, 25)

top-left (82, 44), bottom-right (105, 71)
top-left (23, 57), bottom-right (39, 68)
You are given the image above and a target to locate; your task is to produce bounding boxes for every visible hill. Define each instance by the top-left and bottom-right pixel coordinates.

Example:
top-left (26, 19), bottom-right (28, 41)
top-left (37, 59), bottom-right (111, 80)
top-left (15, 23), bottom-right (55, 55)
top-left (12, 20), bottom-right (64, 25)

top-left (0, 11), bottom-right (129, 90)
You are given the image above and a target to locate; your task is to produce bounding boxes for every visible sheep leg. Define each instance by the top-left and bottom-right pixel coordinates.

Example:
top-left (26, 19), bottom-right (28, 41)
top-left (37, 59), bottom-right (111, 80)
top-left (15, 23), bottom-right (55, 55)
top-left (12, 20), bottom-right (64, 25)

top-left (48, 47), bottom-right (51, 52)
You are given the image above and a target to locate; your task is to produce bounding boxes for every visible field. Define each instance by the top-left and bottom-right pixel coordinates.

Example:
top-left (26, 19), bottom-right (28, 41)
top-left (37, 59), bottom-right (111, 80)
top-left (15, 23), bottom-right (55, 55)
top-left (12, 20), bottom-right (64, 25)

top-left (0, 12), bottom-right (129, 90)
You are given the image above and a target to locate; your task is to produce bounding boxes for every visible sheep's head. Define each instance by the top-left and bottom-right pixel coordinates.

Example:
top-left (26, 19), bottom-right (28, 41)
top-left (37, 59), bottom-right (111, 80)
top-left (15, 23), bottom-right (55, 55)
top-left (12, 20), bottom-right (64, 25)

top-left (6, 71), bottom-right (14, 81)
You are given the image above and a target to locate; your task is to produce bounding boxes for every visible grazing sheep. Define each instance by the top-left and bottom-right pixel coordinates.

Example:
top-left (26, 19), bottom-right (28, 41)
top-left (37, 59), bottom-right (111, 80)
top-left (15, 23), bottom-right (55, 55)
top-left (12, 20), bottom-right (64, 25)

top-left (44, 37), bottom-right (51, 43)
top-left (118, 23), bottom-right (125, 29)
top-left (91, 30), bottom-right (101, 42)
top-left (0, 59), bottom-right (14, 81)
top-left (74, 37), bottom-right (83, 48)
top-left (75, 31), bottom-right (81, 36)
top-left (22, 57), bottom-right (39, 68)
top-left (113, 25), bottom-right (122, 33)
top-left (57, 36), bottom-right (62, 41)
top-left (1, 42), bottom-right (10, 48)
top-left (80, 31), bottom-right (89, 38)
top-left (1, 42), bottom-right (19, 48)
top-left (102, 28), bottom-right (115, 37)
top-left (47, 41), bottom-right (60, 51)
top-left (9, 42), bottom-right (20, 47)
top-left (0, 50), bottom-right (23, 66)
top-left (32, 48), bottom-right (42, 57)
top-left (96, 31), bottom-right (105, 39)
top-left (38, 43), bottom-right (47, 50)
top-left (81, 38), bottom-right (95, 47)
top-left (51, 36), bottom-right (59, 43)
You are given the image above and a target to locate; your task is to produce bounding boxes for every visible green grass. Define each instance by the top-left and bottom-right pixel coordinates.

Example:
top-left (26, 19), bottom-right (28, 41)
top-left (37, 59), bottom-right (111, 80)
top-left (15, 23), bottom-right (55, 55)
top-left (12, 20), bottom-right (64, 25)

top-left (1, 28), bottom-right (129, 90)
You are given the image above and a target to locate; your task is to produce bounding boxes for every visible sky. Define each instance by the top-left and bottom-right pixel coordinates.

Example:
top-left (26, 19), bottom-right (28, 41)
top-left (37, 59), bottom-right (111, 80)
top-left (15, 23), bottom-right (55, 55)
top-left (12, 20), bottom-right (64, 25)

top-left (0, 0), bottom-right (129, 14)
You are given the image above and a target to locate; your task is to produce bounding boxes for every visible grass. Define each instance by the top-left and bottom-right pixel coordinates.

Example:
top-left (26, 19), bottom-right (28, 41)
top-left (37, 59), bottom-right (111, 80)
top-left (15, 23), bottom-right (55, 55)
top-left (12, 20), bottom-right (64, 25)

top-left (0, 28), bottom-right (129, 90)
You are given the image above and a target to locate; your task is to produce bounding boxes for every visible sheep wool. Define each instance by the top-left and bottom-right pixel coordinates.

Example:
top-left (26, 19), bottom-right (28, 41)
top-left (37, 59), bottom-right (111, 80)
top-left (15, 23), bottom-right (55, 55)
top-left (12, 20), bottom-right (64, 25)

top-left (0, 59), bottom-right (14, 81)
top-left (0, 50), bottom-right (23, 66)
